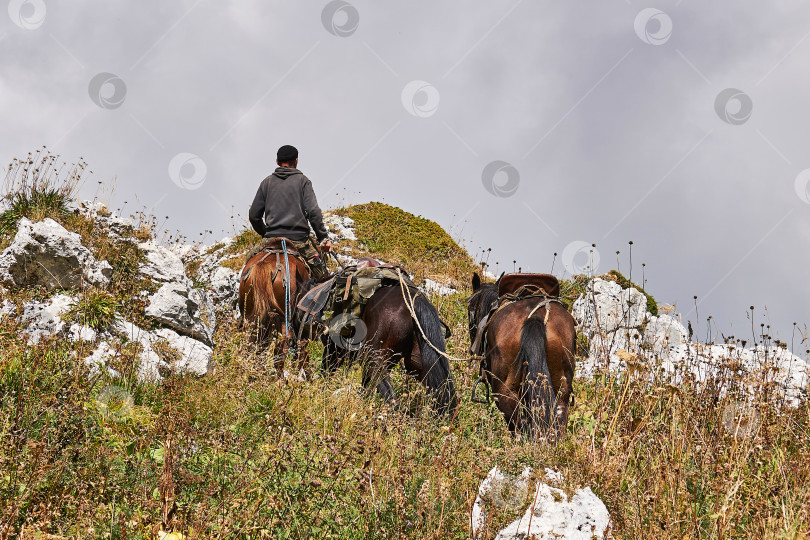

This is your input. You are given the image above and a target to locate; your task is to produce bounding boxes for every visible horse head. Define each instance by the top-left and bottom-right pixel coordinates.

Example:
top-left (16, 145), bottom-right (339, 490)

top-left (466, 272), bottom-right (499, 346)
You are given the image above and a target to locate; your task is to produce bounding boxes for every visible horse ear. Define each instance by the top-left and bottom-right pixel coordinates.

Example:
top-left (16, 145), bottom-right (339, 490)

top-left (496, 271), bottom-right (505, 284)
top-left (472, 272), bottom-right (481, 291)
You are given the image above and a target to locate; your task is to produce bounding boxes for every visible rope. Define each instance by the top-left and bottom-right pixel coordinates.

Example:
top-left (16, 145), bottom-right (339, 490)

top-left (281, 238), bottom-right (292, 340)
top-left (396, 268), bottom-right (468, 363)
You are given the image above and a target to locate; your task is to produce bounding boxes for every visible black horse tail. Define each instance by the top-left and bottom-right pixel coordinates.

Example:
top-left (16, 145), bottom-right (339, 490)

top-left (517, 316), bottom-right (555, 436)
top-left (413, 294), bottom-right (458, 416)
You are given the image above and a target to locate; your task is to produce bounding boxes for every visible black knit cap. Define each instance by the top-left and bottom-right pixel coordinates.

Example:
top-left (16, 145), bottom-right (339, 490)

top-left (277, 145), bottom-right (298, 162)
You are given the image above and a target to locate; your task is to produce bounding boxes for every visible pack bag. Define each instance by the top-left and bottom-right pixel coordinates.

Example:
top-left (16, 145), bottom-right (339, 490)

top-left (332, 265), bottom-right (418, 319)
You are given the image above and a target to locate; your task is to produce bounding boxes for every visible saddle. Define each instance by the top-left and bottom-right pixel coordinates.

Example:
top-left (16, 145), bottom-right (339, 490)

top-left (498, 273), bottom-right (560, 297)
top-left (241, 236), bottom-right (301, 283)
top-left (259, 237), bottom-right (302, 257)
top-left (470, 273), bottom-right (564, 357)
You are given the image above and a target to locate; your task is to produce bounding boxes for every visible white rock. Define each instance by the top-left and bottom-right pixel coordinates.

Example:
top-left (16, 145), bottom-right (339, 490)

top-left (84, 341), bottom-right (119, 377)
top-left (0, 218), bottom-right (112, 290)
top-left (573, 277), bottom-right (810, 406)
top-left (472, 466), bottom-right (610, 540)
top-left (0, 299), bottom-right (16, 319)
top-left (324, 214), bottom-right (357, 241)
top-left (496, 484), bottom-right (611, 539)
top-left (422, 278), bottom-right (457, 297)
top-left (68, 323), bottom-right (97, 342)
top-left (145, 282), bottom-right (214, 346)
top-left (150, 328), bottom-right (212, 376)
top-left (113, 320), bottom-right (167, 381)
top-left (78, 200), bottom-right (133, 237)
top-left (138, 241), bottom-right (188, 284)
top-left (20, 293), bottom-right (75, 344)
top-left (208, 266), bottom-right (239, 306)
top-left (112, 320), bottom-right (212, 380)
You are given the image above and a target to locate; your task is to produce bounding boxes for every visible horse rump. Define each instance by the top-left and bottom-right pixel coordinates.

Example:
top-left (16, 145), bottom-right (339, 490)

top-left (412, 294), bottom-right (458, 416)
top-left (516, 317), bottom-right (556, 437)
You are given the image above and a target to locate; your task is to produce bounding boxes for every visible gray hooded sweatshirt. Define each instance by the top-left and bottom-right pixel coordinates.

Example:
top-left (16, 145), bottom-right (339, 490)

top-left (248, 167), bottom-right (328, 242)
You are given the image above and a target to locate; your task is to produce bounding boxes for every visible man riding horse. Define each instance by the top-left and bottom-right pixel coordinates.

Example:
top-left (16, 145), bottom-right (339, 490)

top-left (246, 144), bottom-right (333, 277)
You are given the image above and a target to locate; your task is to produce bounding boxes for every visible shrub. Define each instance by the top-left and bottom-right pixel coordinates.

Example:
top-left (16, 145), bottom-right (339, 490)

top-left (0, 148), bottom-right (83, 235)
top-left (63, 290), bottom-right (121, 330)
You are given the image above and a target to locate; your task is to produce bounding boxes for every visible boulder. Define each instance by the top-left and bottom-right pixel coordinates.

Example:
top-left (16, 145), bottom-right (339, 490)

top-left (114, 320), bottom-right (168, 381)
top-left (496, 484), bottom-right (611, 539)
top-left (471, 466), bottom-right (611, 540)
top-left (207, 266), bottom-right (239, 306)
top-left (84, 341), bottom-right (120, 377)
top-left (150, 328), bottom-right (212, 376)
top-left (0, 218), bottom-right (112, 290)
top-left (145, 282), bottom-right (214, 346)
top-left (77, 200), bottom-right (134, 237)
top-left (138, 241), bottom-right (188, 284)
top-left (113, 320), bottom-right (212, 380)
top-left (20, 294), bottom-right (75, 344)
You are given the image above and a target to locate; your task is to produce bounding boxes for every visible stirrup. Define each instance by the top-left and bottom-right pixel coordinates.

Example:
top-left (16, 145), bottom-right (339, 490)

top-left (471, 375), bottom-right (491, 404)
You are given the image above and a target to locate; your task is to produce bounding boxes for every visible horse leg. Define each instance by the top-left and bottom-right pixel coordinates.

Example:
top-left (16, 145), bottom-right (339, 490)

top-left (321, 335), bottom-right (343, 374)
top-left (294, 339), bottom-right (310, 380)
top-left (361, 351), bottom-right (397, 406)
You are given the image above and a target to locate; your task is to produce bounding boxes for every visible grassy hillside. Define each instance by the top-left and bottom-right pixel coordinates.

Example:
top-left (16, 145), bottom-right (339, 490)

top-left (333, 202), bottom-right (478, 286)
top-left (2, 152), bottom-right (810, 538)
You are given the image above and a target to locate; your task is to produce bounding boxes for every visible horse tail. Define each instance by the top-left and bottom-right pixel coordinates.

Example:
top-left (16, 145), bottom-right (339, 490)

top-left (517, 316), bottom-right (555, 436)
top-left (413, 294), bottom-right (458, 416)
top-left (240, 256), bottom-right (277, 340)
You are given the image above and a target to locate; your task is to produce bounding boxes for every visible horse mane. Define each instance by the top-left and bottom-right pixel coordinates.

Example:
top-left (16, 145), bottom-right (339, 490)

top-left (468, 282), bottom-right (498, 322)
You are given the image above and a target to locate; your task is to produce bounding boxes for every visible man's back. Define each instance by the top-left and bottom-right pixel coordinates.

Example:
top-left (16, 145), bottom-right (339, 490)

top-left (248, 166), bottom-right (328, 243)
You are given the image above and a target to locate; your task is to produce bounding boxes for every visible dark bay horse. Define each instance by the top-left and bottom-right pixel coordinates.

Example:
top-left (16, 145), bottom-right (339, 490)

top-left (467, 272), bottom-right (576, 440)
top-left (320, 262), bottom-right (458, 417)
top-left (238, 237), bottom-right (310, 374)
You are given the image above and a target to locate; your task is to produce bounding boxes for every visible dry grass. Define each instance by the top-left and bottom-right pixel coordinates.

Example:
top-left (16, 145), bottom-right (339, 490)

top-left (0, 157), bottom-right (808, 538)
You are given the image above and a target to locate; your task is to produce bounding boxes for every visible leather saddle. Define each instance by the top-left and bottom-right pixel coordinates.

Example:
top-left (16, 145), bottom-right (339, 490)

top-left (259, 237), bottom-right (302, 257)
top-left (498, 273), bottom-right (560, 297)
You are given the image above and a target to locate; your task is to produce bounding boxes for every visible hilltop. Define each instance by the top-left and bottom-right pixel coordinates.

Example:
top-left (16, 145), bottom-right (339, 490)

top-left (1, 152), bottom-right (809, 538)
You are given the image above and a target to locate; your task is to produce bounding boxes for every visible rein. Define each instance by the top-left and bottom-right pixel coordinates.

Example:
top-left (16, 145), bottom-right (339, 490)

top-left (281, 239), bottom-right (292, 343)
top-left (395, 268), bottom-right (468, 363)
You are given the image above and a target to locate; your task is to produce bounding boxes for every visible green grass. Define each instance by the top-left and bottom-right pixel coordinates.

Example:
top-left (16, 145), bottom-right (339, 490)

top-left (333, 202), bottom-right (478, 285)
top-left (62, 289), bottom-right (121, 330)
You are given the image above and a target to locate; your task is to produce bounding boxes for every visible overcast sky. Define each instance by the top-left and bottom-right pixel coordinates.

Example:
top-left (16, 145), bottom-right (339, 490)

top-left (2, 0), bottom-right (809, 353)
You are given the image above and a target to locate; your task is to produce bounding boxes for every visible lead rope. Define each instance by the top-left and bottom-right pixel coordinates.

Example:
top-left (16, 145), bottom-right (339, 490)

top-left (395, 268), bottom-right (468, 363)
top-left (281, 239), bottom-right (293, 349)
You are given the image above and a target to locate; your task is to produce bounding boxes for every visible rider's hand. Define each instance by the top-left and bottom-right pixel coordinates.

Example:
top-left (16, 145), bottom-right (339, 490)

top-left (320, 240), bottom-right (333, 253)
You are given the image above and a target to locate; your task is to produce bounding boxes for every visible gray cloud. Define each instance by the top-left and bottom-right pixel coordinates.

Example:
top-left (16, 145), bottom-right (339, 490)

top-left (2, 0), bottom-right (809, 350)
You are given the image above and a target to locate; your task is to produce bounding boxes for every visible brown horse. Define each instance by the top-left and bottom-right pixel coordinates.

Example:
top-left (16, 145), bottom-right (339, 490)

top-left (467, 272), bottom-right (576, 439)
top-left (238, 237), bottom-right (310, 374)
top-left (319, 265), bottom-right (458, 417)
